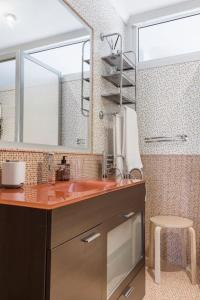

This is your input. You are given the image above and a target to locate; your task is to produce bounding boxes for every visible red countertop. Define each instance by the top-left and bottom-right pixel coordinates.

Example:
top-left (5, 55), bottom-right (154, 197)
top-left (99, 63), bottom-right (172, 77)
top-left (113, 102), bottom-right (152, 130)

top-left (0, 179), bottom-right (145, 210)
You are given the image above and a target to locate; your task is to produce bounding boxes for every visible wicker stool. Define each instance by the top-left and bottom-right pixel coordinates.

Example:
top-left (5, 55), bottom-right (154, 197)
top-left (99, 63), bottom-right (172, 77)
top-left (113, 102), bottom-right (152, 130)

top-left (148, 215), bottom-right (197, 285)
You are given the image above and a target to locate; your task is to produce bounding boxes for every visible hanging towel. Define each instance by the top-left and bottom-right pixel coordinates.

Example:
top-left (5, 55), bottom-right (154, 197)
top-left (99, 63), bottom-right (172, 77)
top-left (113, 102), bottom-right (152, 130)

top-left (122, 106), bottom-right (143, 173)
top-left (113, 114), bottom-right (124, 175)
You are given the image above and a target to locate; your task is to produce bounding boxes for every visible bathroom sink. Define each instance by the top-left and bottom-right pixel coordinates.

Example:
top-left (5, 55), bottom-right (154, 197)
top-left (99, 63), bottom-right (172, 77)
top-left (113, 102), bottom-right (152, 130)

top-left (55, 180), bottom-right (117, 193)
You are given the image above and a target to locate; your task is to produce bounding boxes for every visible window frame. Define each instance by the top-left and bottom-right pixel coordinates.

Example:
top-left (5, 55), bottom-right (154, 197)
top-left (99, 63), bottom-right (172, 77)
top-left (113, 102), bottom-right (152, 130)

top-left (132, 10), bottom-right (200, 69)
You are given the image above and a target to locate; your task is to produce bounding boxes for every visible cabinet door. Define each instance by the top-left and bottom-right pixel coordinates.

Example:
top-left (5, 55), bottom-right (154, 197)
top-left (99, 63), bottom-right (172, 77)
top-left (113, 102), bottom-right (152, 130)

top-left (49, 224), bottom-right (105, 300)
top-left (107, 212), bottom-right (144, 299)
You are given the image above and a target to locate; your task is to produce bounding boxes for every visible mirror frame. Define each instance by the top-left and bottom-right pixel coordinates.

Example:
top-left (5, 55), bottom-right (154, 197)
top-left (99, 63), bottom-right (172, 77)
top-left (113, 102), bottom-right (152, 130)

top-left (0, 0), bottom-right (94, 153)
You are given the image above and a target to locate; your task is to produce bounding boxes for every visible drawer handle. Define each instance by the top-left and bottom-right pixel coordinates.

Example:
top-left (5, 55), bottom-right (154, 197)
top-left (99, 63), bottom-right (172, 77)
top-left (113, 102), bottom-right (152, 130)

top-left (124, 286), bottom-right (134, 298)
top-left (123, 212), bottom-right (135, 219)
top-left (82, 233), bottom-right (101, 243)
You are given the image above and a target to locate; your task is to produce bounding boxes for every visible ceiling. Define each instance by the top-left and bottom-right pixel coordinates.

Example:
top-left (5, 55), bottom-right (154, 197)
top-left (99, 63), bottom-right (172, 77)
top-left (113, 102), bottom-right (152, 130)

top-left (109, 0), bottom-right (190, 21)
top-left (0, 0), bottom-right (87, 50)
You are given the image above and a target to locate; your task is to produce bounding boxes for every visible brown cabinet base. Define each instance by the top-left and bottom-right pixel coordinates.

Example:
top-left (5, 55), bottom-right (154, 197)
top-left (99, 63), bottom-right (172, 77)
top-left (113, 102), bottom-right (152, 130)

top-left (0, 205), bottom-right (47, 300)
top-left (0, 183), bottom-right (145, 300)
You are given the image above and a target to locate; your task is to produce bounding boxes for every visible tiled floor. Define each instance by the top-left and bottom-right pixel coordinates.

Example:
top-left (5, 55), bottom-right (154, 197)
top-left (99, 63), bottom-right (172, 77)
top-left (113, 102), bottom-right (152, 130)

top-left (144, 264), bottom-right (200, 300)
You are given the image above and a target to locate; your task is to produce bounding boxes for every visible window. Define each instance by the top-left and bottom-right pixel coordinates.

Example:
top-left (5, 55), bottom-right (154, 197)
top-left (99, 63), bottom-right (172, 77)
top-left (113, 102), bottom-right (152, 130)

top-left (138, 13), bottom-right (200, 62)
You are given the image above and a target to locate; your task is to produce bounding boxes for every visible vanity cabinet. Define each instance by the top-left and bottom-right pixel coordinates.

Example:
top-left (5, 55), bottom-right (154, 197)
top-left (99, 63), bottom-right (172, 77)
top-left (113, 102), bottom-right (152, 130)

top-left (0, 183), bottom-right (145, 300)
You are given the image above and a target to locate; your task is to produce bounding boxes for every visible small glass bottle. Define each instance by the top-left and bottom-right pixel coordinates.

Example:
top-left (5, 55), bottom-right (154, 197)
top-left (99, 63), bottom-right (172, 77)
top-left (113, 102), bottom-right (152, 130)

top-left (47, 153), bottom-right (55, 184)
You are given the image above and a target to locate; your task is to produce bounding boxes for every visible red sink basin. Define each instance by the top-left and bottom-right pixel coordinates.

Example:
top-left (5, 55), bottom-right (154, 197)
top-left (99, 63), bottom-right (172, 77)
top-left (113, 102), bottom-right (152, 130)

top-left (65, 180), bottom-right (117, 193)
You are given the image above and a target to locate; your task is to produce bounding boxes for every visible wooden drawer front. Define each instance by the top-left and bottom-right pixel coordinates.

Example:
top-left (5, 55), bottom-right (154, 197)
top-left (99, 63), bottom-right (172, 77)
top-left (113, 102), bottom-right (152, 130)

top-left (50, 197), bottom-right (104, 248)
top-left (118, 266), bottom-right (145, 300)
top-left (50, 184), bottom-right (145, 248)
top-left (49, 224), bottom-right (105, 300)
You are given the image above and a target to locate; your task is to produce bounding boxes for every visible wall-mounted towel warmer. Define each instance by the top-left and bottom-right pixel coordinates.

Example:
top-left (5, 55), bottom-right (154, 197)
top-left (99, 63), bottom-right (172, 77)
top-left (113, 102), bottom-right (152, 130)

top-left (102, 152), bottom-right (143, 180)
top-left (145, 134), bottom-right (187, 143)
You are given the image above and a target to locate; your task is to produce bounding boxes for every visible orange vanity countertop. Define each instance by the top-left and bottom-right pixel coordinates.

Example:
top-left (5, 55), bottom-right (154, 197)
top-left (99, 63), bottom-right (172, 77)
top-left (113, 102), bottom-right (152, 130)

top-left (0, 179), bottom-right (145, 210)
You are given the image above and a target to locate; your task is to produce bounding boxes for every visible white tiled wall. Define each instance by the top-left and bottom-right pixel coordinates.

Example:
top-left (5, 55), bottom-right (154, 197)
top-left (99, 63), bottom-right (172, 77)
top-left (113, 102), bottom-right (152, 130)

top-left (137, 61), bottom-right (200, 154)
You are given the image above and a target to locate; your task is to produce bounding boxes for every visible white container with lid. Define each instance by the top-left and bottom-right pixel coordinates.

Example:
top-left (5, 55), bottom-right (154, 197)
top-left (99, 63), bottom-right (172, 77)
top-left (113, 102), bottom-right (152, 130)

top-left (2, 161), bottom-right (26, 188)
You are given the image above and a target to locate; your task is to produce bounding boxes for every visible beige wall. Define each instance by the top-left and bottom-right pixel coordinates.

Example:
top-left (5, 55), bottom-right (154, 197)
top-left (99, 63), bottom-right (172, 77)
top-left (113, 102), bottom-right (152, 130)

top-left (143, 154), bottom-right (200, 267)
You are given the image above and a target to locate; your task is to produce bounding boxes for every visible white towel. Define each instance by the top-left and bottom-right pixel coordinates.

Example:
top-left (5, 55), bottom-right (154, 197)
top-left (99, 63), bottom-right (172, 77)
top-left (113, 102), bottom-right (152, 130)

top-left (122, 106), bottom-right (143, 173)
top-left (113, 114), bottom-right (123, 175)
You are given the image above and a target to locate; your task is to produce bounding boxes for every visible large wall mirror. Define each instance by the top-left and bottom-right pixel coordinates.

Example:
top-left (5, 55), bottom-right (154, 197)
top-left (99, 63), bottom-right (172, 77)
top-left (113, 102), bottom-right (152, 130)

top-left (0, 0), bottom-right (92, 150)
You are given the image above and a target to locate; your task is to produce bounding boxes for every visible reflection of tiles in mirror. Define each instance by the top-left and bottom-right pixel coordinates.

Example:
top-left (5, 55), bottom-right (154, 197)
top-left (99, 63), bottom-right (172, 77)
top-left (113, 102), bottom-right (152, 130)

top-left (0, 90), bottom-right (15, 142)
top-left (61, 79), bottom-right (90, 149)
top-left (144, 264), bottom-right (200, 300)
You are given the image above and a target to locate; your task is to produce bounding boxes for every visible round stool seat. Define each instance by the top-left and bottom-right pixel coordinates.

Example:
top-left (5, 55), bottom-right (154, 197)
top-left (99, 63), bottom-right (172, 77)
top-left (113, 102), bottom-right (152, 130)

top-left (150, 215), bottom-right (193, 229)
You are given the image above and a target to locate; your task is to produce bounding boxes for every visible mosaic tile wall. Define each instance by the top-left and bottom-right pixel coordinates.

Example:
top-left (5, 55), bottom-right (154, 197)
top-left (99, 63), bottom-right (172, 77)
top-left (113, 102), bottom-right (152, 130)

top-left (137, 60), bottom-right (200, 155)
top-left (136, 60), bottom-right (200, 267)
top-left (143, 154), bottom-right (200, 266)
top-left (0, 149), bottom-right (102, 185)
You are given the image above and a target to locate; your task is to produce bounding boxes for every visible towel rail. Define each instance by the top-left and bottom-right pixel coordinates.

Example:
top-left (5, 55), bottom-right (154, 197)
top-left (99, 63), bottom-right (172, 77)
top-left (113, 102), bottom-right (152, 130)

top-left (144, 134), bottom-right (187, 143)
top-left (99, 111), bottom-right (119, 120)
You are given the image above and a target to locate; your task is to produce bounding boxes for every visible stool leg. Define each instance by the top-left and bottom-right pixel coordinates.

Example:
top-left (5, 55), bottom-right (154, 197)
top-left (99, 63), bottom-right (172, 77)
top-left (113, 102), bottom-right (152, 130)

top-left (189, 227), bottom-right (197, 285)
top-left (148, 221), bottom-right (154, 268)
top-left (155, 226), bottom-right (161, 284)
top-left (182, 229), bottom-right (187, 268)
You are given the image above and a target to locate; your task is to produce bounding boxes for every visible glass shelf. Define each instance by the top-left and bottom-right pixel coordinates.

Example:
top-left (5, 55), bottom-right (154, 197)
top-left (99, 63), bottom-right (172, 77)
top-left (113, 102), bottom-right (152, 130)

top-left (102, 93), bottom-right (135, 105)
top-left (102, 53), bottom-right (135, 71)
top-left (102, 72), bottom-right (135, 88)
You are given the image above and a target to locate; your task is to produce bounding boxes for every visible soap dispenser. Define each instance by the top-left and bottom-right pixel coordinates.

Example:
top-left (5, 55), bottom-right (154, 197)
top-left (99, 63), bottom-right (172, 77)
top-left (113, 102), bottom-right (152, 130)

top-left (56, 156), bottom-right (70, 181)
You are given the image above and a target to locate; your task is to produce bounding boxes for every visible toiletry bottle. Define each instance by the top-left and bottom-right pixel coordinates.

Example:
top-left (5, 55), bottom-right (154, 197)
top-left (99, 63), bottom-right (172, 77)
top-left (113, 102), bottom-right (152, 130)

top-left (61, 156), bottom-right (70, 181)
top-left (56, 161), bottom-right (63, 181)
top-left (56, 156), bottom-right (70, 181)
